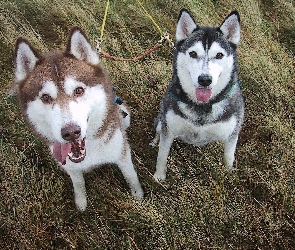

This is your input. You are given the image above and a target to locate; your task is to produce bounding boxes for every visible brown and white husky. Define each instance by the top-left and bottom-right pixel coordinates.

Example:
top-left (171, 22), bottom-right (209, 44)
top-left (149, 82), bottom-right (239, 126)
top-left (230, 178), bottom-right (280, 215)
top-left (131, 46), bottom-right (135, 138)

top-left (12, 27), bottom-right (143, 211)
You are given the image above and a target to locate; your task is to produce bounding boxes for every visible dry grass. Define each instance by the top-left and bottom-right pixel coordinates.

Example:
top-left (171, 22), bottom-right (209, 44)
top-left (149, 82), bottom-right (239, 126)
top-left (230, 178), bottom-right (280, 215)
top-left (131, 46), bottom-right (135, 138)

top-left (1, 0), bottom-right (294, 249)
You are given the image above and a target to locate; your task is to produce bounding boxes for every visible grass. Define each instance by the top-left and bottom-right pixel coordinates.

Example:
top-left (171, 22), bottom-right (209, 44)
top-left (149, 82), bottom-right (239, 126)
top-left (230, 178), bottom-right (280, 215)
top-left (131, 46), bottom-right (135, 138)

top-left (0, 0), bottom-right (294, 249)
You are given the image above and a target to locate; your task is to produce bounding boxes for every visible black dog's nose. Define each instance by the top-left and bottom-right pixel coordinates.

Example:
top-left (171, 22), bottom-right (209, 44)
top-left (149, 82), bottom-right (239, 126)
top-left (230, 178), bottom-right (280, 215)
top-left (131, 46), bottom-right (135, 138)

top-left (198, 74), bottom-right (212, 87)
top-left (61, 124), bottom-right (81, 142)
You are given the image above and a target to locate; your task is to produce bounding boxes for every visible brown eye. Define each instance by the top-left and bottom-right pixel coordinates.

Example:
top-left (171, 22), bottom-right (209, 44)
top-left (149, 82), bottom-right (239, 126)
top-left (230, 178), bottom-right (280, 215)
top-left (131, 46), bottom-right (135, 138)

top-left (41, 94), bottom-right (52, 104)
top-left (189, 51), bottom-right (198, 58)
top-left (216, 52), bottom-right (224, 59)
top-left (74, 87), bottom-right (84, 96)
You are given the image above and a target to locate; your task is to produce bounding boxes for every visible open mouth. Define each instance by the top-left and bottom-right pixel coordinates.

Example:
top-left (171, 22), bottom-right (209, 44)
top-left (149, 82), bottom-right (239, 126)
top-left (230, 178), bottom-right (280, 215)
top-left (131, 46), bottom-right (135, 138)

top-left (195, 88), bottom-right (212, 102)
top-left (68, 138), bottom-right (86, 163)
top-left (53, 138), bottom-right (86, 165)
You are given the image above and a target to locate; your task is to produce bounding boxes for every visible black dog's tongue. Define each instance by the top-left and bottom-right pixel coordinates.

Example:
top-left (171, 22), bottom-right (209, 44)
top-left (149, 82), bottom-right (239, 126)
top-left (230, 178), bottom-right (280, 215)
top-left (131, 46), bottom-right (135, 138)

top-left (196, 88), bottom-right (212, 102)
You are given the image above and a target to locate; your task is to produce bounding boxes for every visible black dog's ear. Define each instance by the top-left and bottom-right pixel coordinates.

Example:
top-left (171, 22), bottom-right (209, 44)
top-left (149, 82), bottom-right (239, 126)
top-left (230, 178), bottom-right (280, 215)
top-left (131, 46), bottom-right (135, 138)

top-left (176, 9), bottom-right (198, 42)
top-left (66, 27), bottom-right (100, 65)
top-left (219, 11), bottom-right (240, 45)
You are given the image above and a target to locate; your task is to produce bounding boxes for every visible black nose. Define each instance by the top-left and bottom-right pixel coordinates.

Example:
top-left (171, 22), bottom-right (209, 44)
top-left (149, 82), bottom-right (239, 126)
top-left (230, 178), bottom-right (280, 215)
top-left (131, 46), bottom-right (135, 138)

top-left (61, 124), bottom-right (81, 142)
top-left (198, 74), bottom-right (212, 87)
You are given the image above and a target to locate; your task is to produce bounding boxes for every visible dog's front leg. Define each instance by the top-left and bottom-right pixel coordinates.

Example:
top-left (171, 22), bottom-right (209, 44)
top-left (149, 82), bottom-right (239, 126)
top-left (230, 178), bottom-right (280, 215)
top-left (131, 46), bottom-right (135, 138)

top-left (154, 133), bottom-right (174, 181)
top-left (66, 169), bottom-right (87, 211)
top-left (223, 134), bottom-right (239, 170)
top-left (117, 146), bottom-right (144, 199)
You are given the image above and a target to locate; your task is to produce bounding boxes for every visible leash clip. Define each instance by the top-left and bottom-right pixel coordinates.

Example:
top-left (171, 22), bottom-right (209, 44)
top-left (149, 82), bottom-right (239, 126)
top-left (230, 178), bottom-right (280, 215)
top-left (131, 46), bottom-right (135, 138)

top-left (158, 31), bottom-right (175, 49)
top-left (96, 39), bottom-right (103, 54)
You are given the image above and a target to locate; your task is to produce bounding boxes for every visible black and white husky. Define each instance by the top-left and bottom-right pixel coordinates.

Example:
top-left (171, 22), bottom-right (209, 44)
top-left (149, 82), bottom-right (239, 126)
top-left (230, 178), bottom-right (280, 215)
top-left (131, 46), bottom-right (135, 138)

top-left (152, 9), bottom-right (244, 181)
top-left (12, 27), bottom-right (143, 210)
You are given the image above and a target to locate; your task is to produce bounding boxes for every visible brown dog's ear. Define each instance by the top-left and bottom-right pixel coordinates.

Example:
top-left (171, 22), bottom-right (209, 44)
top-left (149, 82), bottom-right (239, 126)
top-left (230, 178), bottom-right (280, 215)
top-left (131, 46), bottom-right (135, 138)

top-left (66, 27), bottom-right (100, 65)
top-left (219, 11), bottom-right (241, 45)
top-left (14, 38), bottom-right (41, 83)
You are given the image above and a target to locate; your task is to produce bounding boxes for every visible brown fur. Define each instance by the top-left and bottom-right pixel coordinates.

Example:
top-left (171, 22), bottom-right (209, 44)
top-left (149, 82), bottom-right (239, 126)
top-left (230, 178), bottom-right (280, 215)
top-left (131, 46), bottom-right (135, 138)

top-left (12, 27), bottom-right (143, 210)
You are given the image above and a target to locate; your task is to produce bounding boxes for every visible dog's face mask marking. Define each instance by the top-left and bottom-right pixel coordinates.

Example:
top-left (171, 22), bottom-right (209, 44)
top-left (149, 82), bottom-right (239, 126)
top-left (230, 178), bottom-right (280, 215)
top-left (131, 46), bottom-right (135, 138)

top-left (26, 78), bottom-right (106, 144)
top-left (175, 9), bottom-right (240, 103)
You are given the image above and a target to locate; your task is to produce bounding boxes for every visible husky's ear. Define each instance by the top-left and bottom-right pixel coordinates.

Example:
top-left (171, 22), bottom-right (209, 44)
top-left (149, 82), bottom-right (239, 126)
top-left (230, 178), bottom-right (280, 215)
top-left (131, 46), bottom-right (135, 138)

top-left (66, 27), bottom-right (100, 65)
top-left (219, 11), bottom-right (240, 45)
top-left (14, 38), bottom-right (41, 83)
top-left (176, 9), bottom-right (197, 42)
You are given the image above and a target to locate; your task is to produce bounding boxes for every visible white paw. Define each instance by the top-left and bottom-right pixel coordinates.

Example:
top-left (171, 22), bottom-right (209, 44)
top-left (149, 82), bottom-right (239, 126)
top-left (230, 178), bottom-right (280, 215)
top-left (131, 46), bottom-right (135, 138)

top-left (153, 171), bottom-right (166, 182)
top-left (226, 165), bottom-right (237, 173)
top-left (75, 195), bottom-right (87, 211)
top-left (131, 185), bottom-right (144, 199)
top-left (224, 157), bottom-right (235, 171)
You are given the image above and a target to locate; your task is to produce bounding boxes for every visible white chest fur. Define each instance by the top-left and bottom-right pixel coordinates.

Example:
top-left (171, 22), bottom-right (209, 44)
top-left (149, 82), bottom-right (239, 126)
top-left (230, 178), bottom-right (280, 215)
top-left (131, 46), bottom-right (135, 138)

top-left (165, 104), bottom-right (237, 146)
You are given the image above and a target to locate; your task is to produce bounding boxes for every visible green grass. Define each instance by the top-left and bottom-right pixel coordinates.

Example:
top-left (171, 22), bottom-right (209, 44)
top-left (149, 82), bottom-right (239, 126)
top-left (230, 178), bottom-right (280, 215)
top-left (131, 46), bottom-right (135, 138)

top-left (1, 0), bottom-right (294, 249)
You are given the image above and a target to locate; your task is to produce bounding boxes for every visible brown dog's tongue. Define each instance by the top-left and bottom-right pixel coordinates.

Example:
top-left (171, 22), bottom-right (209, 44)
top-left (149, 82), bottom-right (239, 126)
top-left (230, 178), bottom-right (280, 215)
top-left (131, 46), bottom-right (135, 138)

top-left (196, 88), bottom-right (212, 102)
top-left (53, 141), bottom-right (71, 165)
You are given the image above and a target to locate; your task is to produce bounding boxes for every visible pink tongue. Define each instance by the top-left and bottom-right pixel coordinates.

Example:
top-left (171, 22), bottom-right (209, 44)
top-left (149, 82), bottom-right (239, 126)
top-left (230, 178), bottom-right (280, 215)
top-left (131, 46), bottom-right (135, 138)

top-left (53, 141), bottom-right (71, 165)
top-left (196, 88), bottom-right (212, 102)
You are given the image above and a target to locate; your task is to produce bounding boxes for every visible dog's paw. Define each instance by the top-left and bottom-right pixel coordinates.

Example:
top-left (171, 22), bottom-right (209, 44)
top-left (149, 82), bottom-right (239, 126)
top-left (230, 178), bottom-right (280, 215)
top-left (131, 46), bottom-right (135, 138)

top-left (75, 195), bottom-right (87, 211)
top-left (225, 165), bottom-right (237, 173)
top-left (224, 158), bottom-right (237, 173)
top-left (131, 185), bottom-right (144, 199)
top-left (153, 171), bottom-right (166, 182)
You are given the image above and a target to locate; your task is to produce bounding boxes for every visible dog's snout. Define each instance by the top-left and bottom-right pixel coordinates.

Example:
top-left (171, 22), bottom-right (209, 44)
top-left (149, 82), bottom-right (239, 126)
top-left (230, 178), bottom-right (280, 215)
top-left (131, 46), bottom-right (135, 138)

top-left (198, 74), bottom-right (212, 87)
top-left (61, 124), bottom-right (81, 142)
